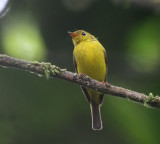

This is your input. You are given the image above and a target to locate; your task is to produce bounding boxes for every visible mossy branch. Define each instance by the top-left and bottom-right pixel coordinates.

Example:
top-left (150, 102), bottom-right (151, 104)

top-left (0, 54), bottom-right (160, 108)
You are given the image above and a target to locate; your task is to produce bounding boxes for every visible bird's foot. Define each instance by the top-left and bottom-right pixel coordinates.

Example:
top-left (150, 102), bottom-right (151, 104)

top-left (79, 73), bottom-right (86, 78)
top-left (102, 81), bottom-right (107, 84)
top-left (102, 81), bottom-right (109, 86)
top-left (79, 73), bottom-right (85, 76)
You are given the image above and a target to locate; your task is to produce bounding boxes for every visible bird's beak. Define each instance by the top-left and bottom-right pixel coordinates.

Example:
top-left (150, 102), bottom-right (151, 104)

top-left (68, 31), bottom-right (77, 38)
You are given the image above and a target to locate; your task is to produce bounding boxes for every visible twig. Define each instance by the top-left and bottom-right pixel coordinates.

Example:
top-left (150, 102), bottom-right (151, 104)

top-left (0, 54), bottom-right (160, 108)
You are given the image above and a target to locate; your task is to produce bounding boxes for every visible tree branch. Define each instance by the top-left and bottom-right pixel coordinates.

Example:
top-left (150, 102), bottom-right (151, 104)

top-left (0, 54), bottom-right (160, 108)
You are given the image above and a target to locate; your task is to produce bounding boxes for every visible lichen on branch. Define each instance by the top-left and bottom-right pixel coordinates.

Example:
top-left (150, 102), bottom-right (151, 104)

top-left (0, 54), bottom-right (160, 109)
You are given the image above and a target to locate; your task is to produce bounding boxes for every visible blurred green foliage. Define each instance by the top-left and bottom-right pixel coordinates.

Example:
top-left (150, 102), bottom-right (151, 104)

top-left (126, 16), bottom-right (160, 73)
top-left (2, 13), bottom-right (46, 61)
top-left (0, 0), bottom-right (160, 144)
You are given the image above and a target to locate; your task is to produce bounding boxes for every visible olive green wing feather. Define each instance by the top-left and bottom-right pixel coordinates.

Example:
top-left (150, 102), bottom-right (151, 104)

top-left (99, 50), bottom-right (108, 105)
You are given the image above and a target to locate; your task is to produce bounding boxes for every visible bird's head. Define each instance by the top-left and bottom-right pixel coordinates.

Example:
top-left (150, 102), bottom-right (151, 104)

top-left (68, 30), bottom-right (97, 46)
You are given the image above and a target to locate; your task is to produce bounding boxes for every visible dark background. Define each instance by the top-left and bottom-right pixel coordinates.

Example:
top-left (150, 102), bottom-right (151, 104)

top-left (0, 0), bottom-right (160, 143)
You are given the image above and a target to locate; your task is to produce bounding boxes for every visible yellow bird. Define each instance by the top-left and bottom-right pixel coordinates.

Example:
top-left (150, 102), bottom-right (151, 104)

top-left (69, 30), bottom-right (107, 130)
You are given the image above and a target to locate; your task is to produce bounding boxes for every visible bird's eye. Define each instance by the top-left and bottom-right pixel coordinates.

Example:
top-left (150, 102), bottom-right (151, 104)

top-left (82, 32), bottom-right (86, 36)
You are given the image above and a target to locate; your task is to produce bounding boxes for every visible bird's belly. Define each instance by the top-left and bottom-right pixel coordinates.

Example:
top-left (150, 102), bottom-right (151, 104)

top-left (75, 48), bottom-right (106, 82)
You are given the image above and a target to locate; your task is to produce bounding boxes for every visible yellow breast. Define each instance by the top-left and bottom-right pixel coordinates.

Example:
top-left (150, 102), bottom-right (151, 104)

top-left (73, 41), bottom-right (106, 82)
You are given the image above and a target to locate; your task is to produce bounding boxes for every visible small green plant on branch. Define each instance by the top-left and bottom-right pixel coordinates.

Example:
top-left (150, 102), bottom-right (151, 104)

top-left (0, 54), bottom-right (160, 108)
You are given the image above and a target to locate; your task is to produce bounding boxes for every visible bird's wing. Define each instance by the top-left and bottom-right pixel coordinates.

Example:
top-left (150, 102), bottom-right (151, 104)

top-left (104, 50), bottom-right (108, 81)
top-left (73, 56), bottom-right (91, 103)
top-left (99, 50), bottom-right (108, 105)
top-left (73, 56), bottom-right (77, 73)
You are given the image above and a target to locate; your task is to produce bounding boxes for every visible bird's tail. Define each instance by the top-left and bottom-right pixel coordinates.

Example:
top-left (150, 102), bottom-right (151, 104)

top-left (90, 101), bottom-right (102, 130)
